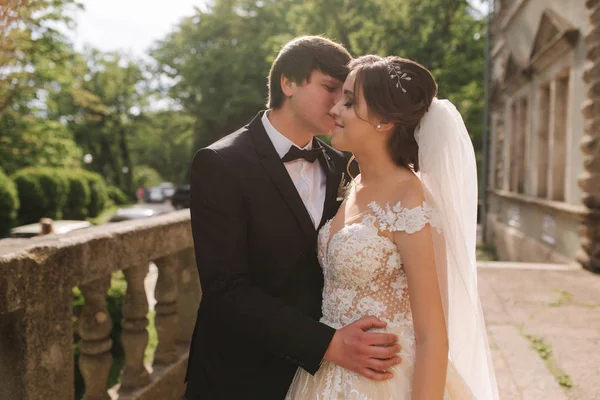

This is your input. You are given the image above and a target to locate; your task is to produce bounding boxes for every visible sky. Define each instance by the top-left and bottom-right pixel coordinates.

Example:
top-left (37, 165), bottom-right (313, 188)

top-left (68, 0), bottom-right (490, 57)
top-left (67, 0), bottom-right (208, 56)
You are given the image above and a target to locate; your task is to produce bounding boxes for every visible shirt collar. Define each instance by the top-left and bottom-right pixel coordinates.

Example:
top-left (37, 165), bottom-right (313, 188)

top-left (262, 111), bottom-right (313, 159)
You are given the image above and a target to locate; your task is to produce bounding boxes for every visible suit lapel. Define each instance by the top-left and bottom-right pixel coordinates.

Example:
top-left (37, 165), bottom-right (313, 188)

top-left (316, 140), bottom-right (343, 229)
top-left (249, 112), bottom-right (317, 240)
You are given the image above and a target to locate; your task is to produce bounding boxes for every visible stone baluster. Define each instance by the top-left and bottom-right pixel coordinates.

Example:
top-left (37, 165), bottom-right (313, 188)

top-left (78, 277), bottom-right (112, 400)
top-left (177, 248), bottom-right (201, 344)
top-left (153, 254), bottom-right (179, 365)
top-left (121, 263), bottom-right (150, 390)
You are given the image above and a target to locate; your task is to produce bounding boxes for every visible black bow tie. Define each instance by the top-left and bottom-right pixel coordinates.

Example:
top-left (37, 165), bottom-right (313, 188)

top-left (281, 146), bottom-right (324, 163)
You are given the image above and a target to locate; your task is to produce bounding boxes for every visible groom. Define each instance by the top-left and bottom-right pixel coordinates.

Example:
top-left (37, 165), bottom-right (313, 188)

top-left (185, 36), bottom-right (401, 400)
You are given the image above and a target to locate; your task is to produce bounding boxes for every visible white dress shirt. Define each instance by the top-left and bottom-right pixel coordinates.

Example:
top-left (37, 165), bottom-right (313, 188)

top-left (262, 112), bottom-right (326, 228)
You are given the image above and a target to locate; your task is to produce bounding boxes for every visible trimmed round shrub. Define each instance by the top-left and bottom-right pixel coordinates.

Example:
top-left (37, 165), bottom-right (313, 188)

top-left (36, 168), bottom-right (69, 220)
top-left (107, 186), bottom-right (130, 206)
top-left (0, 168), bottom-right (20, 237)
top-left (80, 170), bottom-right (108, 218)
top-left (12, 169), bottom-right (47, 225)
top-left (11, 168), bottom-right (69, 222)
top-left (63, 171), bottom-right (91, 220)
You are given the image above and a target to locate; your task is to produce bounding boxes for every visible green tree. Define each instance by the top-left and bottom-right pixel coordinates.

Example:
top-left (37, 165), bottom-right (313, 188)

top-left (0, 0), bottom-right (85, 174)
top-left (0, 168), bottom-right (19, 236)
top-left (133, 165), bottom-right (163, 189)
top-left (151, 0), bottom-right (486, 174)
top-left (150, 0), bottom-right (299, 151)
top-left (0, 116), bottom-right (82, 175)
top-left (0, 0), bottom-right (83, 116)
top-left (129, 110), bottom-right (195, 184)
top-left (56, 50), bottom-right (149, 195)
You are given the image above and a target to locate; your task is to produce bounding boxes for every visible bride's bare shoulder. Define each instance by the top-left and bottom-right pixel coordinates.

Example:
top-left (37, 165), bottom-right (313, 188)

top-left (385, 170), bottom-right (425, 208)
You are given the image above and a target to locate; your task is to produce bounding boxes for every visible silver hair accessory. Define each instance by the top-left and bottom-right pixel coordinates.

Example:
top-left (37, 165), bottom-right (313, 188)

top-left (388, 63), bottom-right (411, 93)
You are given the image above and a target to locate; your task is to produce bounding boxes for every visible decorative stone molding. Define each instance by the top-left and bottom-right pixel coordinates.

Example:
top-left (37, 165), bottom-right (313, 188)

top-left (500, 0), bottom-right (532, 30)
top-left (578, 0), bottom-right (600, 273)
top-left (488, 189), bottom-right (596, 221)
top-left (528, 9), bottom-right (580, 72)
top-left (501, 53), bottom-right (532, 95)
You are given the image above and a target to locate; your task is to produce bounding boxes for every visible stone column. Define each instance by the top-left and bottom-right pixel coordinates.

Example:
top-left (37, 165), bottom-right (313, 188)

top-left (153, 254), bottom-right (179, 365)
top-left (78, 277), bottom-right (112, 400)
top-left (121, 263), bottom-right (150, 390)
top-left (578, 0), bottom-right (600, 272)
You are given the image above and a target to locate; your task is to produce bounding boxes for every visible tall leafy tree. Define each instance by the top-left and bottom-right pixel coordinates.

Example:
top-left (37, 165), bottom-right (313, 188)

top-left (56, 50), bottom-right (149, 194)
top-left (151, 0), bottom-right (486, 172)
top-left (0, 0), bottom-right (84, 174)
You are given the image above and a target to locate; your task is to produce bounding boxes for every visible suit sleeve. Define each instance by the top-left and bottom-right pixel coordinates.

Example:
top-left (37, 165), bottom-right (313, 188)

top-left (190, 148), bottom-right (335, 374)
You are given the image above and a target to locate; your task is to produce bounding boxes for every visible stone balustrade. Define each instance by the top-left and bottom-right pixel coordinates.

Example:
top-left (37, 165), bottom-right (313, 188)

top-left (0, 210), bottom-right (201, 400)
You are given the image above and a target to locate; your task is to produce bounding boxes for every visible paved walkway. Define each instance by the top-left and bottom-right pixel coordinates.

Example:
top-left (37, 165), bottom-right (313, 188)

top-left (479, 263), bottom-right (600, 400)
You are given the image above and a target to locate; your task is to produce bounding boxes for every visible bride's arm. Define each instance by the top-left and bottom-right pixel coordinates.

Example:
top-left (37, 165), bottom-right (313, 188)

top-left (391, 190), bottom-right (448, 400)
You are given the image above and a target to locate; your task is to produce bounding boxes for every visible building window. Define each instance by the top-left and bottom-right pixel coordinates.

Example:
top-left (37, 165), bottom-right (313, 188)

top-left (536, 70), bottom-right (569, 202)
top-left (494, 119), bottom-right (505, 190)
top-left (537, 84), bottom-right (550, 198)
top-left (509, 97), bottom-right (528, 194)
top-left (551, 74), bottom-right (569, 201)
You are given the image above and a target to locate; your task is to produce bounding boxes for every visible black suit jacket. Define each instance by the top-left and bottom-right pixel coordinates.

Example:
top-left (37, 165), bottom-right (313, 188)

top-left (185, 112), bottom-right (350, 399)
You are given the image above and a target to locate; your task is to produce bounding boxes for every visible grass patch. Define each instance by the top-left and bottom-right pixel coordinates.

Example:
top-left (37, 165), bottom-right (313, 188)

top-left (86, 202), bottom-right (136, 225)
top-left (547, 289), bottom-right (600, 309)
top-left (548, 290), bottom-right (573, 307)
top-left (145, 311), bottom-right (158, 366)
top-left (86, 204), bottom-right (120, 225)
top-left (524, 333), bottom-right (573, 389)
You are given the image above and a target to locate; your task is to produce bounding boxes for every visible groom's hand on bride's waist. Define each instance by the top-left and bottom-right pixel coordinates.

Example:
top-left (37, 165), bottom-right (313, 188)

top-left (322, 317), bottom-right (401, 381)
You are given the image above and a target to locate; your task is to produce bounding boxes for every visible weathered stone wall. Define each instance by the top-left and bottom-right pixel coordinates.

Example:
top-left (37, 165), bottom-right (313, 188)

top-left (578, 0), bottom-right (600, 272)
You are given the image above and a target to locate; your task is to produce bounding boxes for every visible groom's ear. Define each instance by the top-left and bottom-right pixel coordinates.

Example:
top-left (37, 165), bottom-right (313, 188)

top-left (281, 74), bottom-right (298, 98)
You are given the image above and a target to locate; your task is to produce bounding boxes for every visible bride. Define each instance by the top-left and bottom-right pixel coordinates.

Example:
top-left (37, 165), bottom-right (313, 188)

top-left (286, 55), bottom-right (499, 399)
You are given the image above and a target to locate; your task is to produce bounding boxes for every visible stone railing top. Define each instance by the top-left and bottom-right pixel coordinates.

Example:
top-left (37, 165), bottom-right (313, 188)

top-left (0, 210), bottom-right (192, 315)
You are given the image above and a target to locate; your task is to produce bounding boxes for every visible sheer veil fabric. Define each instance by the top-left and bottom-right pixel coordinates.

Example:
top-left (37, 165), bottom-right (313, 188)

top-left (415, 98), bottom-right (499, 399)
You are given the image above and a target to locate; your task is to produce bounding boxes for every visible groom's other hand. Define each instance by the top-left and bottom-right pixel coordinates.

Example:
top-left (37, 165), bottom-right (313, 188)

top-left (323, 317), bottom-right (401, 380)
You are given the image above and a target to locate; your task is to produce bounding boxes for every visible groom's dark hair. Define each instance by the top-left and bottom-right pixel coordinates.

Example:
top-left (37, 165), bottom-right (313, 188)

top-left (267, 36), bottom-right (352, 109)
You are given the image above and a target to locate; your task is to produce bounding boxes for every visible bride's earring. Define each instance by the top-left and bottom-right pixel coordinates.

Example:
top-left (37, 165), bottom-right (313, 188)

top-left (376, 123), bottom-right (382, 129)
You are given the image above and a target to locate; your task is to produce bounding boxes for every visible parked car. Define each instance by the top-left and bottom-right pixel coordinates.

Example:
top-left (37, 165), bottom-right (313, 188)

top-left (171, 185), bottom-right (190, 209)
top-left (10, 220), bottom-right (93, 238)
top-left (108, 206), bottom-right (166, 222)
top-left (157, 182), bottom-right (175, 199)
top-left (145, 187), bottom-right (165, 203)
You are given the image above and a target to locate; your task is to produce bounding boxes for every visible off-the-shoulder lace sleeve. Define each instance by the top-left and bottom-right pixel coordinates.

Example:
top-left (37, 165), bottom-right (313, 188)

top-left (368, 201), bottom-right (441, 234)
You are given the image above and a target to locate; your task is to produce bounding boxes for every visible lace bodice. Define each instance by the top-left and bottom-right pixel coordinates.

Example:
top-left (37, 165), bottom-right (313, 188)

top-left (318, 200), bottom-right (439, 331)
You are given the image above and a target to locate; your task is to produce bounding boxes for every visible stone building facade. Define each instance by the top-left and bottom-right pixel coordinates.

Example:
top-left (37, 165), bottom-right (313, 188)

top-left (485, 0), bottom-right (599, 271)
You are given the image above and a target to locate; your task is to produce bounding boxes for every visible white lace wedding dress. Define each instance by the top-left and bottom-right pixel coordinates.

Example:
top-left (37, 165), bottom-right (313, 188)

top-left (285, 200), bottom-right (474, 400)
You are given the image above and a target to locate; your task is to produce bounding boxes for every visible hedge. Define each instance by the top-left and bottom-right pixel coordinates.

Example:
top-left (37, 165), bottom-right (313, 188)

top-left (80, 170), bottom-right (108, 218)
top-left (0, 168), bottom-right (19, 237)
top-left (107, 186), bottom-right (130, 206)
top-left (63, 171), bottom-right (91, 220)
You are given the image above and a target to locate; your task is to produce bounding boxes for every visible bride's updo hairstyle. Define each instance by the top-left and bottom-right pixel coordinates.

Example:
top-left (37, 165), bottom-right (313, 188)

top-left (349, 55), bottom-right (437, 172)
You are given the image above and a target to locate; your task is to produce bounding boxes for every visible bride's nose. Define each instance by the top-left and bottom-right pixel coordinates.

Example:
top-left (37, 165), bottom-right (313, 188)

top-left (330, 100), bottom-right (341, 117)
